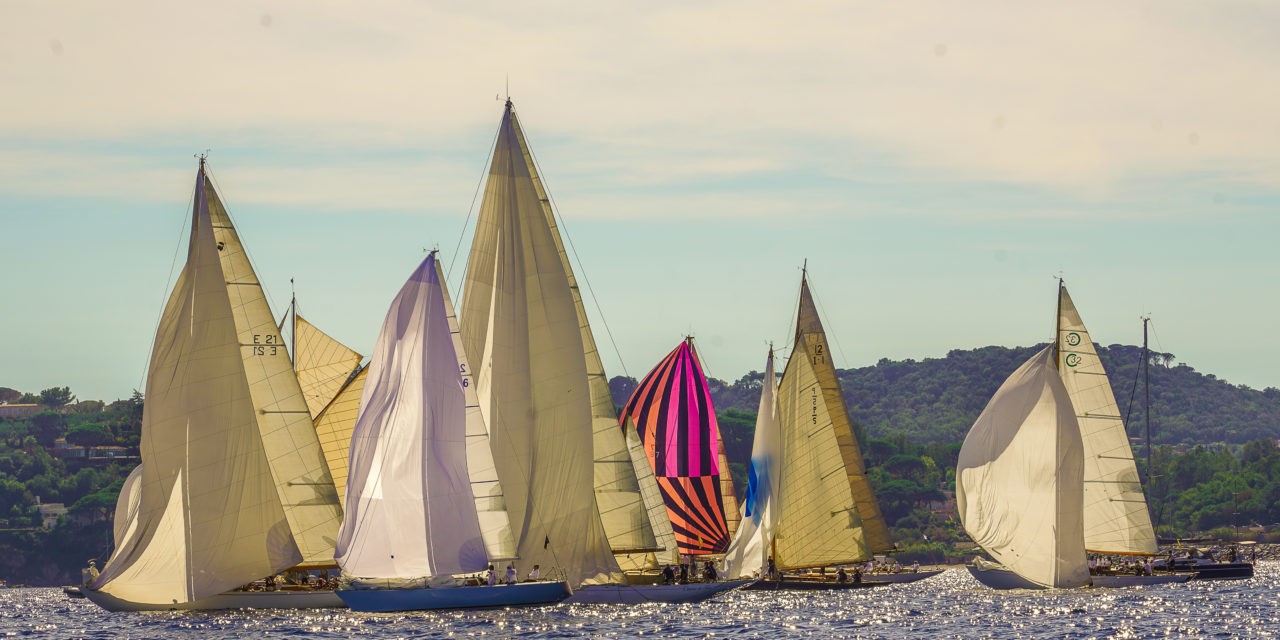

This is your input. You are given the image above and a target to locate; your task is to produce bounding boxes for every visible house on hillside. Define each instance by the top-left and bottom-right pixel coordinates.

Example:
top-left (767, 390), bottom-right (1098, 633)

top-left (0, 403), bottom-right (43, 419)
top-left (35, 498), bottom-right (68, 529)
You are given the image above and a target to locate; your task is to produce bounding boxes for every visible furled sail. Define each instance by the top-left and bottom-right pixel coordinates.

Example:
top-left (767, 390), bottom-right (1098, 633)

top-left (336, 253), bottom-right (503, 578)
top-left (459, 100), bottom-right (621, 587)
top-left (1057, 284), bottom-right (1157, 555)
top-left (956, 346), bottom-right (1090, 589)
top-left (294, 314), bottom-right (363, 418)
top-left (790, 275), bottom-right (892, 555)
top-left (722, 350), bottom-right (780, 578)
top-left (313, 367), bottom-right (366, 508)
top-left (620, 339), bottom-right (732, 556)
top-left (509, 118), bottom-right (660, 558)
top-left (92, 161), bottom-right (342, 604)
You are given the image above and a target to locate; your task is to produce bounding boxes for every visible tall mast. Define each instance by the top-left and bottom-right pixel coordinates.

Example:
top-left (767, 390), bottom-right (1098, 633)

top-left (1144, 316), bottom-right (1158, 532)
top-left (1053, 278), bottom-right (1064, 371)
top-left (290, 282), bottom-right (297, 371)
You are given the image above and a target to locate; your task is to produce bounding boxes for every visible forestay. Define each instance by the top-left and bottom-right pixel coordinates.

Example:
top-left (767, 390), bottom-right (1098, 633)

top-left (956, 346), bottom-right (1089, 589)
top-left (1057, 285), bottom-right (1157, 555)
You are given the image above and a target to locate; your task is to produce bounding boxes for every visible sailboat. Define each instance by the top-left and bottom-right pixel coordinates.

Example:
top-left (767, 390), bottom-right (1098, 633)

top-left (83, 159), bottom-right (346, 611)
top-left (959, 281), bottom-right (1188, 589)
top-left (726, 270), bottom-right (933, 589)
top-left (332, 253), bottom-right (569, 611)
top-left (458, 100), bottom-right (747, 604)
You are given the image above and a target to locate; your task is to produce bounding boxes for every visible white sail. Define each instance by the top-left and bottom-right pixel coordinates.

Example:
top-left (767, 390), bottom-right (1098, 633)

top-left (335, 254), bottom-right (487, 579)
top-left (722, 350), bottom-right (780, 578)
top-left (294, 314), bottom-right (363, 418)
top-left (459, 101), bottom-right (621, 587)
top-left (93, 162), bottom-right (334, 604)
top-left (313, 367), bottom-right (367, 508)
top-left (509, 114), bottom-right (660, 557)
top-left (110, 464), bottom-right (143, 551)
top-left (616, 425), bottom-right (681, 570)
top-left (774, 338), bottom-right (871, 569)
top-left (956, 345), bottom-right (1089, 589)
top-left (1057, 285), bottom-right (1157, 554)
top-left (437, 257), bottom-right (518, 563)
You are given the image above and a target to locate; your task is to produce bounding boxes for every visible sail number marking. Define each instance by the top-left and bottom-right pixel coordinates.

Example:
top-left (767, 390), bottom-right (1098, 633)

top-left (248, 334), bottom-right (279, 356)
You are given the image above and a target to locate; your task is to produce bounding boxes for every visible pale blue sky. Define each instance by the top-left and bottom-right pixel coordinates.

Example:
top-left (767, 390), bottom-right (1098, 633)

top-left (2, 1), bottom-right (1277, 402)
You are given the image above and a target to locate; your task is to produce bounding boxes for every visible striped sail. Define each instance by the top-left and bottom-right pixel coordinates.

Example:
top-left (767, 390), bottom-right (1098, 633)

top-left (1056, 284), bottom-right (1157, 555)
top-left (620, 339), bottom-right (732, 556)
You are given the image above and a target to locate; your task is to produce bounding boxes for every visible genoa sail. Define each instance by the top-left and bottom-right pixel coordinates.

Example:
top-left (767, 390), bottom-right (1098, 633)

top-left (1056, 284), bottom-right (1157, 555)
top-left (91, 160), bottom-right (342, 605)
top-left (458, 100), bottom-right (621, 587)
top-left (336, 253), bottom-right (510, 579)
top-left (619, 339), bottom-right (732, 556)
top-left (956, 345), bottom-right (1089, 589)
top-left (313, 367), bottom-right (367, 509)
top-left (722, 349), bottom-right (780, 578)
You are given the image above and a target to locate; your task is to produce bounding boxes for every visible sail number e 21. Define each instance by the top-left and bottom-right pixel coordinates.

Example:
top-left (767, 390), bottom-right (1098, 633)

top-left (250, 334), bottom-right (279, 356)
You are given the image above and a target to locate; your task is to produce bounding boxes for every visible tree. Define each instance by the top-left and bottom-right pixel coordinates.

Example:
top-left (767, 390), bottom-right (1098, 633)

top-left (67, 423), bottom-right (114, 447)
top-left (0, 387), bottom-right (20, 404)
top-left (38, 387), bottom-right (75, 408)
top-left (29, 411), bottom-right (66, 447)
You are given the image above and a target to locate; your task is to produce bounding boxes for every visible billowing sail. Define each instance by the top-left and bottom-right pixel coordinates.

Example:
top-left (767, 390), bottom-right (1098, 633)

top-left (620, 339), bottom-right (732, 556)
top-left (722, 350), bottom-right (780, 578)
top-left (956, 346), bottom-right (1089, 589)
top-left (510, 119), bottom-right (659, 557)
top-left (791, 276), bottom-right (892, 554)
top-left (93, 162), bottom-right (342, 604)
top-left (336, 254), bottom-right (488, 579)
top-left (459, 101), bottom-right (621, 587)
top-left (1057, 285), bottom-right (1157, 554)
top-left (106, 465), bottom-right (143, 567)
top-left (313, 367), bottom-right (367, 508)
top-left (294, 314), bottom-right (363, 418)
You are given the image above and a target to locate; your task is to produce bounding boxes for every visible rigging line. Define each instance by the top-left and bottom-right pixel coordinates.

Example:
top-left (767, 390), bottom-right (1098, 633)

top-left (140, 169), bottom-right (199, 395)
top-left (446, 112), bottom-right (504, 291)
top-left (780, 268), bottom-right (804, 368)
top-left (1123, 333), bottom-right (1143, 434)
top-left (521, 118), bottom-right (631, 380)
top-left (204, 165), bottom-right (283, 320)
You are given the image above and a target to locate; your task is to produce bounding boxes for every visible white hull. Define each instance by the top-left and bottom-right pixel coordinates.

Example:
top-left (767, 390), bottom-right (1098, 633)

top-left (966, 565), bottom-right (1046, 590)
top-left (82, 588), bottom-right (345, 612)
top-left (1091, 573), bottom-right (1191, 588)
top-left (563, 580), bottom-right (751, 604)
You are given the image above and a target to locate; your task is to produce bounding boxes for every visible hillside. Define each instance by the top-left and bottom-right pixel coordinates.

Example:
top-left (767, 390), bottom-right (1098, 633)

top-left (612, 344), bottom-right (1280, 447)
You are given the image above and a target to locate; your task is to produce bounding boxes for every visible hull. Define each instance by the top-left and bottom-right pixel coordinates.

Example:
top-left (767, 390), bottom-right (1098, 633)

top-left (742, 578), bottom-right (890, 591)
top-left (966, 565), bottom-right (1045, 590)
top-left (1186, 563), bottom-right (1254, 580)
top-left (563, 579), bottom-right (751, 604)
top-left (862, 570), bottom-right (944, 584)
top-left (1091, 573), bottom-right (1191, 588)
top-left (83, 588), bottom-right (346, 612)
top-left (338, 581), bottom-right (570, 612)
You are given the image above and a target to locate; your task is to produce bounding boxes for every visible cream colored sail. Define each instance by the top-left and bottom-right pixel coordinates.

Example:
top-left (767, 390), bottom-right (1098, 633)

top-left (204, 173), bottom-right (343, 566)
top-left (1057, 285), bottom-right (1157, 554)
top-left (459, 101), bottom-right (622, 587)
top-left (510, 114), bottom-right (660, 557)
top-left (774, 336), bottom-right (871, 569)
top-left (788, 275), bottom-right (893, 555)
top-left (956, 346), bottom-right (1090, 589)
top-left (717, 438), bottom-right (741, 539)
top-left (93, 163), bottom-right (335, 604)
top-left (313, 367), bottom-right (366, 508)
top-left (294, 314), bottom-right (363, 418)
top-left (615, 423), bottom-right (682, 571)
top-left (437, 257), bottom-right (518, 562)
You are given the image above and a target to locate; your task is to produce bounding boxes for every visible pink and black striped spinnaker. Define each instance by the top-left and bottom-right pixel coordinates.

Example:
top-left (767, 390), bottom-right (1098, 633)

top-left (620, 339), bottom-right (730, 555)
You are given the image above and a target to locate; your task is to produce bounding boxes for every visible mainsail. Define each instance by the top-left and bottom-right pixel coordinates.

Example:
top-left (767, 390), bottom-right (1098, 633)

top-left (620, 339), bottom-right (733, 556)
top-left (91, 160), bottom-right (342, 605)
top-left (335, 253), bottom-right (514, 579)
top-left (956, 345), bottom-right (1090, 589)
top-left (313, 367), bottom-right (367, 508)
top-left (459, 100), bottom-right (621, 587)
top-left (1056, 284), bottom-right (1157, 555)
top-left (509, 117), bottom-right (663, 560)
top-left (721, 350), bottom-right (780, 578)
top-left (293, 314), bottom-right (363, 418)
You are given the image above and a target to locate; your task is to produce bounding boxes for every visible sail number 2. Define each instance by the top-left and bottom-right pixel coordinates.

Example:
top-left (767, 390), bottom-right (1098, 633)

top-left (249, 334), bottom-right (279, 356)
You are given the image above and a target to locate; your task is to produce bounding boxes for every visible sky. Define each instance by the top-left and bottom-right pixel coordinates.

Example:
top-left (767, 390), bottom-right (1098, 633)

top-left (1, 1), bottom-right (1277, 402)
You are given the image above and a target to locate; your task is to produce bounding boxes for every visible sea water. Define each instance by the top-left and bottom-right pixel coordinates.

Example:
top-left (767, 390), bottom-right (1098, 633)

top-left (4, 562), bottom-right (1278, 639)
